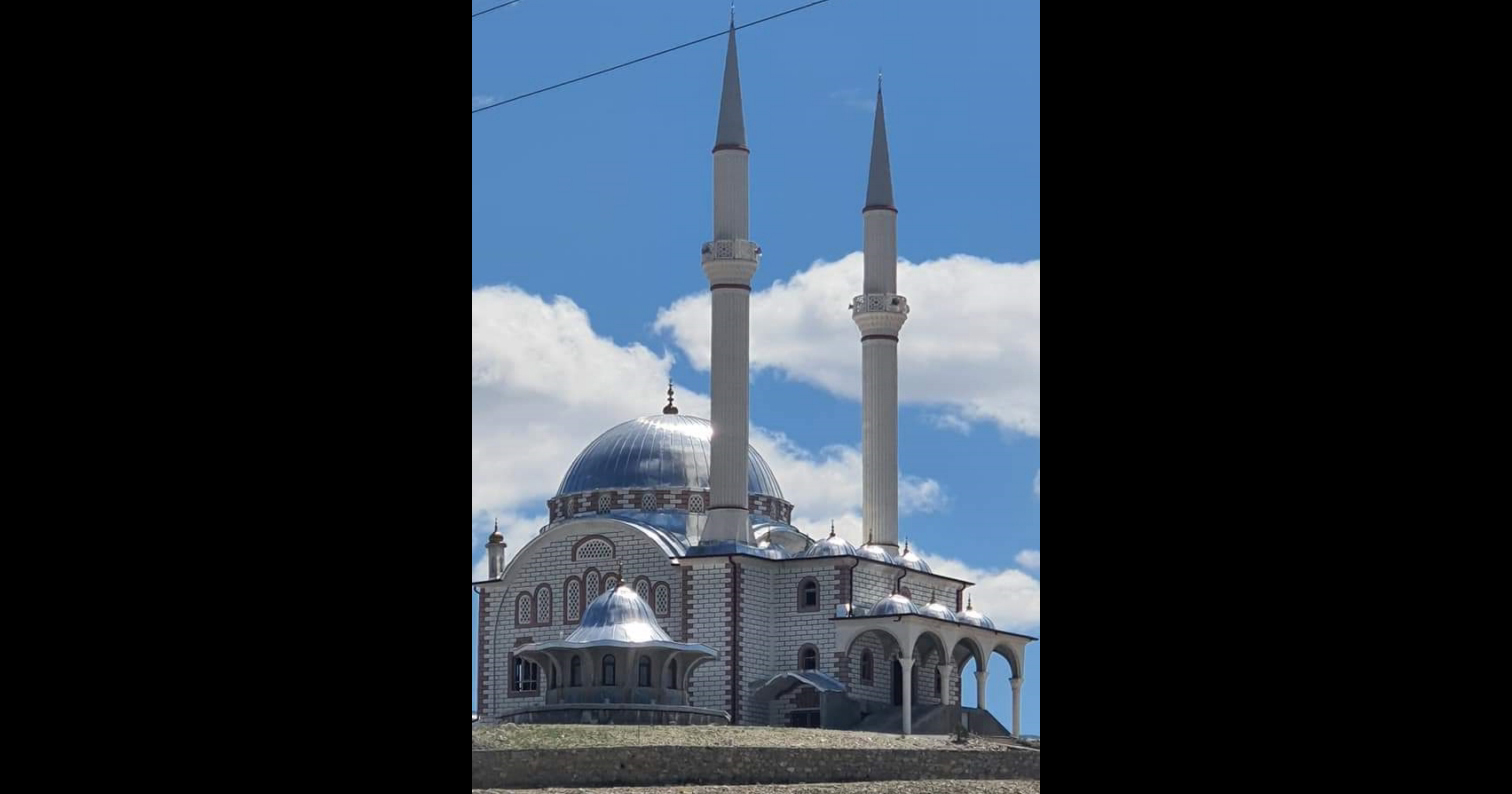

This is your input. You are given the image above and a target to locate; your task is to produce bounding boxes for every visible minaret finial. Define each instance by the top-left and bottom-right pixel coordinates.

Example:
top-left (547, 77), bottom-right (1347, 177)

top-left (663, 380), bottom-right (679, 414)
top-left (494, 517), bottom-right (498, 532)
top-left (878, 69), bottom-right (883, 92)
top-left (967, 594), bottom-right (974, 610)
top-left (829, 520), bottom-right (836, 538)
top-left (731, 3), bottom-right (736, 27)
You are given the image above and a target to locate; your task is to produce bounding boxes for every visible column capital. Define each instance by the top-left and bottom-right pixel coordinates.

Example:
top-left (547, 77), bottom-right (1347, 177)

top-left (1010, 677), bottom-right (1024, 690)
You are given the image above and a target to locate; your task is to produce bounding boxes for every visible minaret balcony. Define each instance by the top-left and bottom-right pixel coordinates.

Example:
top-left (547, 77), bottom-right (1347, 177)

top-left (851, 293), bottom-right (910, 336)
top-left (701, 239), bottom-right (762, 264)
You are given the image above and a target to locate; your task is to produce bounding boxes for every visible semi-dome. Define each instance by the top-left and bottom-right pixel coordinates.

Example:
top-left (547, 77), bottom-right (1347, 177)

top-left (956, 596), bottom-right (996, 630)
top-left (802, 527), bottom-right (857, 558)
top-left (871, 593), bottom-right (919, 616)
top-left (568, 584), bottom-right (671, 644)
top-left (557, 414), bottom-right (783, 498)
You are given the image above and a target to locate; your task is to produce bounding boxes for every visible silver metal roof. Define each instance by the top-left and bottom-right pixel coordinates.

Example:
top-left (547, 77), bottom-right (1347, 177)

top-left (899, 547), bottom-right (932, 573)
top-left (751, 670), bottom-right (846, 701)
top-left (567, 584), bottom-right (671, 644)
top-left (871, 593), bottom-right (919, 616)
top-left (754, 522), bottom-right (813, 555)
top-left (865, 85), bottom-right (893, 209)
top-left (857, 543), bottom-right (899, 564)
top-left (920, 601), bottom-right (958, 622)
top-left (556, 414), bottom-right (783, 498)
top-left (801, 532), bottom-right (858, 558)
top-left (955, 607), bottom-right (996, 630)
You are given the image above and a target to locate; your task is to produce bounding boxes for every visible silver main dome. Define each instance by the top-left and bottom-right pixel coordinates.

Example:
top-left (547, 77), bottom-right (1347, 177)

top-left (557, 414), bottom-right (783, 498)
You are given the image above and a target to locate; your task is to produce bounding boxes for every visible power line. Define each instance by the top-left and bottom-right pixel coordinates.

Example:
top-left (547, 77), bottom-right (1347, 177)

top-left (472, 0), bottom-right (836, 114)
top-left (473, 0), bottom-right (523, 19)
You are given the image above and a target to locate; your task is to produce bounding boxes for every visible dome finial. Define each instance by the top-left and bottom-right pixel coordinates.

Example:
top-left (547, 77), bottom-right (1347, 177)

top-left (663, 380), bottom-right (679, 414)
top-left (829, 520), bottom-right (835, 538)
top-left (967, 593), bottom-right (974, 610)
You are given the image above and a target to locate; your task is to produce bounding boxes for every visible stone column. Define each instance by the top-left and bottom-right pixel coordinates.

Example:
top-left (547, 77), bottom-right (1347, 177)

top-left (937, 663), bottom-right (954, 705)
top-left (1011, 677), bottom-right (1023, 737)
top-left (899, 655), bottom-right (915, 735)
top-left (975, 668), bottom-right (989, 709)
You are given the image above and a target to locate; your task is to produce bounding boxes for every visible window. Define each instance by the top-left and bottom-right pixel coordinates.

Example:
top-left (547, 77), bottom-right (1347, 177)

top-left (688, 493), bottom-right (705, 513)
top-left (935, 673), bottom-right (942, 698)
top-left (798, 578), bottom-right (819, 611)
top-left (597, 493), bottom-right (611, 513)
top-left (638, 657), bottom-right (652, 687)
top-left (512, 657), bottom-right (539, 692)
top-left (586, 570), bottom-right (601, 601)
top-left (604, 574), bottom-right (620, 591)
top-left (900, 587), bottom-right (912, 601)
top-left (575, 538), bottom-right (614, 561)
top-left (570, 656), bottom-right (582, 687)
top-left (602, 654), bottom-right (617, 686)
top-left (635, 578), bottom-right (650, 602)
top-left (800, 646), bottom-right (817, 671)
top-left (653, 582), bottom-right (670, 616)
top-left (516, 593), bottom-right (533, 626)
top-left (535, 585), bottom-right (551, 625)
top-left (641, 492), bottom-right (658, 511)
top-left (550, 664), bottom-right (558, 690)
top-left (566, 578), bottom-right (581, 622)
top-left (665, 659), bottom-right (677, 690)
top-left (860, 650), bottom-right (874, 683)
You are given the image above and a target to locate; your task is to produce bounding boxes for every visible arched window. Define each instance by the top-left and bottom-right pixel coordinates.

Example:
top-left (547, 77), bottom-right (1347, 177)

top-left (635, 577), bottom-right (650, 602)
top-left (602, 654), bottom-right (617, 686)
top-left (798, 578), bottom-right (819, 611)
top-left (641, 492), bottom-right (657, 511)
top-left (597, 493), bottom-right (611, 514)
top-left (653, 582), bottom-right (670, 617)
top-left (550, 664), bottom-right (558, 690)
top-left (900, 586), bottom-right (912, 601)
top-left (535, 585), bottom-right (551, 625)
top-left (515, 593), bottom-right (533, 626)
top-left (638, 657), bottom-right (652, 687)
top-left (603, 573), bottom-right (620, 591)
top-left (565, 578), bottom-right (582, 622)
top-left (585, 570), bottom-right (601, 601)
top-left (935, 671), bottom-right (942, 698)
top-left (570, 656), bottom-right (582, 687)
top-left (574, 537), bottom-right (614, 561)
top-left (665, 659), bottom-right (678, 690)
top-left (800, 646), bottom-right (818, 671)
top-left (860, 650), bottom-right (874, 683)
top-left (688, 493), bottom-right (705, 513)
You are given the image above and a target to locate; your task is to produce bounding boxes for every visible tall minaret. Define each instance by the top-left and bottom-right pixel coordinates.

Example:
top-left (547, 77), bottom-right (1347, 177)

top-left (852, 78), bottom-right (909, 551)
top-left (701, 17), bottom-right (760, 545)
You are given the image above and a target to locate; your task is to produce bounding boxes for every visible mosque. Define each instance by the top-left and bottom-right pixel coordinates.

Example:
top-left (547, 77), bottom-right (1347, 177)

top-left (473, 20), bottom-right (1034, 736)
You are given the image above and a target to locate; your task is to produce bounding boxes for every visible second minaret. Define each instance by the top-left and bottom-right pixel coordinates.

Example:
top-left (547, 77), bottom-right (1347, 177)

top-left (852, 82), bottom-right (908, 551)
top-left (701, 20), bottom-right (759, 545)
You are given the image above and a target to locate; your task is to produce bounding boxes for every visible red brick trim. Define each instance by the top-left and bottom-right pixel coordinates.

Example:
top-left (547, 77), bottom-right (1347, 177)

top-left (729, 562), bottom-right (741, 724)
top-left (860, 334), bottom-right (899, 342)
top-left (709, 284), bottom-right (752, 292)
top-left (571, 535), bottom-right (616, 561)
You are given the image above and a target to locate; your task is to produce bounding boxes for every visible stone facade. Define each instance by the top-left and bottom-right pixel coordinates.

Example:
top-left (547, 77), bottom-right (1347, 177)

top-left (547, 488), bottom-right (793, 525)
top-left (479, 514), bottom-right (1021, 729)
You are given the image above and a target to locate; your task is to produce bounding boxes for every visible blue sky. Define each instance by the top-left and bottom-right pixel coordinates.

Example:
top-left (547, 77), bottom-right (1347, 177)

top-left (473, 0), bottom-right (1039, 734)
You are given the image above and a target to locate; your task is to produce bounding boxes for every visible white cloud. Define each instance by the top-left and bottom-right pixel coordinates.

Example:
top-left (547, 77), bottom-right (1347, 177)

top-left (653, 253), bottom-right (1040, 437)
top-left (473, 95), bottom-right (496, 109)
top-left (928, 553), bottom-right (1040, 631)
top-left (1014, 549), bottom-right (1040, 572)
top-left (926, 412), bottom-right (973, 435)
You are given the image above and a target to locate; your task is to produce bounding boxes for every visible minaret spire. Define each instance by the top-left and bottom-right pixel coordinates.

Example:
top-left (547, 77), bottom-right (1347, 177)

top-left (714, 15), bottom-right (746, 153)
top-left (865, 79), bottom-right (894, 211)
top-left (852, 76), bottom-right (908, 551)
top-left (701, 15), bottom-right (760, 546)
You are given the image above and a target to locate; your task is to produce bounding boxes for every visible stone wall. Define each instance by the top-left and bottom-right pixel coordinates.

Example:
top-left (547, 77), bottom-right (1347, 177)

top-left (478, 520), bottom-right (687, 720)
top-left (472, 746), bottom-right (1040, 789)
top-left (683, 558), bottom-right (732, 714)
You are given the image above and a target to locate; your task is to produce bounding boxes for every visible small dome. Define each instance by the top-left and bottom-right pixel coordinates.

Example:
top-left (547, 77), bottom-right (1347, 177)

top-left (871, 593), bottom-right (920, 616)
top-left (802, 528), bottom-right (857, 558)
top-left (755, 523), bottom-right (812, 555)
top-left (899, 544), bottom-right (931, 573)
top-left (920, 600), bottom-right (957, 622)
top-left (487, 530), bottom-right (504, 544)
top-left (956, 597), bottom-right (996, 629)
top-left (857, 543), bottom-right (897, 564)
top-left (567, 584), bottom-right (671, 644)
